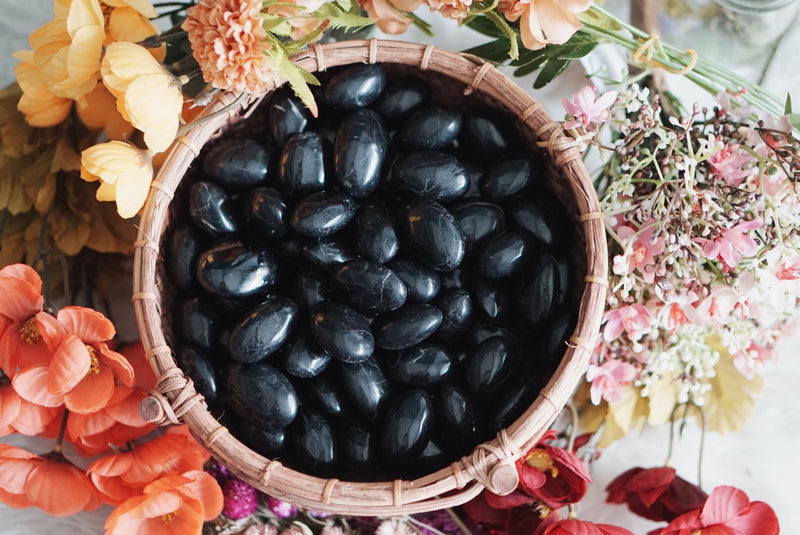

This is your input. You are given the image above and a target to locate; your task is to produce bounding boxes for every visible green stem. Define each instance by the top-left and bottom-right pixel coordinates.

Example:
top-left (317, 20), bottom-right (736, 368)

top-left (484, 10), bottom-right (519, 61)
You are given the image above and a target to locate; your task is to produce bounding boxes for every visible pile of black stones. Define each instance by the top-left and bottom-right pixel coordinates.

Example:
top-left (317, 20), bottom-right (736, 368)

top-left (163, 63), bottom-right (579, 481)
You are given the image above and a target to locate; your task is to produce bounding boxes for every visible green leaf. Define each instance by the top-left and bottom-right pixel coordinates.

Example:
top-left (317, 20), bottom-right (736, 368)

top-left (784, 93), bottom-right (792, 115)
top-left (578, 7), bottom-right (623, 31)
top-left (465, 15), bottom-right (506, 38)
top-left (513, 55), bottom-right (548, 77)
top-left (404, 11), bottom-right (434, 36)
top-left (462, 38), bottom-right (513, 63)
top-left (788, 113), bottom-right (800, 132)
top-left (534, 58), bottom-right (570, 89)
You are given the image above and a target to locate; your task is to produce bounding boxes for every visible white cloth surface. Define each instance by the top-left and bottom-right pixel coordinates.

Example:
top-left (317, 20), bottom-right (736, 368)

top-left (0, 1), bottom-right (799, 533)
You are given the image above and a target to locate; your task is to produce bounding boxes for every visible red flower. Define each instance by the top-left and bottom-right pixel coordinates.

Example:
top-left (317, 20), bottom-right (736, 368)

top-left (461, 491), bottom-right (559, 535)
top-left (606, 467), bottom-right (708, 522)
top-left (535, 518), bottom-right (634, 535)
top-left (653, 485), bottom-right (779, 535)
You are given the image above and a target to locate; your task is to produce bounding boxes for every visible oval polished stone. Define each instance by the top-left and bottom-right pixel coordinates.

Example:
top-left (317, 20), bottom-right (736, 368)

top-left (189, 181), bottom-right (239, 237)
top-left (203, 138), bottom-right (269, 188)
top-left (245, 187), bottom-right (288, 239)
top-left (404, 200), bottom-right (465, 271)
top-left (196, 239), bottom-right (279, 299)
top-left (473, 277), bottom-right (510, 320)
top-left (554, 255), bottom-right (571, 308)
top-left (388, 258), bottom-right (441, 303)
top-left (303, 369), bottom-right (352, 419)
top-left (294, 268), bottom-right (331, 310)
top-left (392, 151), bottom-right (469, 202)
top-left (281, 333), bottom-right (331, 378)
top-left (539, 309), bottom-right (573, 369)
top-left (434, 288), bottom-right (472, 342)
top-left (515, 252), bottom-right (558, 327)
top-left (465, 336), bottom-right (513, 392)
top-left (339, 358), bottom-right (391, 420)
top-left (290, 191), bottom-right (357, 237)
top-left (330, 260), bottom-right (407, 315)
top-left (165, 224), bottom-right (204, 293)
top-left (323, 63), bottom-right (386, 110)
top-left (355, 202), bottom-right (399, 263)
top-left (435, 384), bottom-right (479, 455)
top-left (461, 108), bottom-right (517, 160)
top-left (373, 304), bottom-right (443, 350)
top-left (488, 378), bottom-right (540, 432)
top-left (339, 424), bottom-right (378, 474)
top-left (178, 346), bottom-right (218, 404)
top-left (416, 439), bottom-right (450, 475)
top-left (289, 410), bottom-right (337, 475)
top-left (480, 158), bottom-right (534, 200)
top-left (381, 388), bottom-right (433, 463)
top-left (227, 298), bottom-right (298, 363)
top-left (310, 303), bottom-right (374, 363)
top-left (240, 422), bottom-right (286, 457)
top-left (479, 230), bottom-right (535, 279)
top-left (385, 342), bottom-right (452, 388)
top-left (451, 201), bottom-right (506, 249)
top-left (302, 237), bottom-right (356, 270)
top-left (375, 77), bottom-right (430, 126)
top-left (268, 89), bottom-right (312, 147)
top-left (334, 108), bottom-right (388, 198)
top-left (397, 106), bottom-right (462, 150)
top-left (177, 296), bottom-right (220, 353)
top-left (227, 362), bottom-right (298, 429)
top-left (510, 193), bottom-right (569, 248)
top-left (278, 131), bottom-right (326, 197)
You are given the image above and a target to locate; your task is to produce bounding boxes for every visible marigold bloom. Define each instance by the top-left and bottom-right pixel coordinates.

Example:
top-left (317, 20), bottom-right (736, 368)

top-left (358, 0), bottom-right (421, 33)
top-left (497, 0), bottom-right (593, 50)
top-left (80, 140), bottom-right (154, 218)
top-left (183, 0), bottom-right (277, 94)
top-left (606, 467), bottom-right (708, 522)
top-left (105, 471), bottom-right (224, 534)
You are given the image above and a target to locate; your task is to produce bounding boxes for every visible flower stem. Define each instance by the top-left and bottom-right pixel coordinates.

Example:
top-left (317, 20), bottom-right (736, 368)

top-left (52, 409), bottom-right (69, 456)
top-left (444, 507), bottom-right (474, 535)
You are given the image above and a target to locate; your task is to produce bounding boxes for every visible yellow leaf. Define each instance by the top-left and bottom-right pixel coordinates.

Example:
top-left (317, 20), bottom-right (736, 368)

top-left (85, 198), bottom-right (138, 254)
top-left (34, 173), bottom-right (57, 213)
top-left (647, 377), bottom-right (680, 426)
top-left (699, 349), bottom-right (764, 433)
top-left (52, 139), bottom-right (81, 173)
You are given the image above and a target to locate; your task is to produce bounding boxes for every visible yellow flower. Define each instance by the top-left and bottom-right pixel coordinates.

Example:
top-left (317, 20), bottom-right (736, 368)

top-left (13, 51), bottom-right (73, 127)
top-left (80, 141), bottom-right (154, 218)
top-left (101, 0), bottom-right (158, 18)
top-left (100, 42), bottom-right (184, 152)
top-left (76, 83), bottom-right (135, 142)
top-left (106, 6), bottom-right (166, 63)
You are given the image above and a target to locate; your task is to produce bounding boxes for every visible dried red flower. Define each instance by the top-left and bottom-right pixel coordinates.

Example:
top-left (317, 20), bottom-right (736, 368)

top-left (535, 518), bottom-right (634, 535)
top-left (606, 466), bottom-right (708, 522)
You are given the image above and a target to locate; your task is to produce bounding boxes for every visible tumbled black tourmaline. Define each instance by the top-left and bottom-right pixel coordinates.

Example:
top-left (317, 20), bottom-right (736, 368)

top-left (278, 131), bottom-right (326, 197)
top-left (509, 192), bottom-right (569, 248)
top-left (465, 336), bottom-right (513, 392)
top-left (355, 202), bottom-right (399, 264)
top-left (334, 109), bottom-right (388, 198)
top-left (281, 332), bottom-right (331, 378)
top-left (392, 151), bottom-right (469, 202)
top-left (290, 191), bottom-right (357, 237)
top-left (203, 138), bottom-right (269, 188)
top-left (189, 181), bottom-right (239, 237)
top-left (404, 200), bottom-right (465, 271)
top-left (384, 342), bottom-right (452, 388)
top-left (244, 187), bottom-right (288, 239)
top-left (268, 89), bottom-right (311, 147)
top-left (177, 296), bottom-right (220, 353)
top-left (480, 157), bottom-right (535, 200)
top-left (416, 439), bottom-right (450, 475)
top-left (310, 302), bottom-right (374, 363)
top-left (294, 268), bottom-right (331, 310)
top-left (387, 258), bottom-right (441, 303)
top-left (479, 230), bottom-right (534, 279)
top-left (397, 106), bottom-right (462, 150)
top-left (166, 224), bottom-right (204, 292)
top-left (339, 424), bottom-right (378, 474)
top-left (196, 239), bottom-right (279, 299)
top-left (178, 346), bottom-right (218, 404)
top-left (373, 304), bottom-right (443, 350)
top-left (227, 362), bottom-right (298, 429)
top-left (323, 64), bottom-right (386, 110)
top-left (226, 298), bottom-right (298, 363)
top-left (434, 288), bottom-right (472, 342)
top-left (289, 410), bottom-right (337, 475)
top-left (381, 388), bottom-right (433, 464)
top-left (538, 309), bottom-right (573, 369)
top-left (487, 378), bottom-right (540, 432)
top-left (515, 252), bottom-right (558, 327)
top-left (434, 384), bottom-right (479, 455)
top-left (472, 277), bottom-right (509, 320)
top-left (461, 108), bottom-right (517, 160)
top-left (339, 358), bottom-right (391, 420)
top-left (302, 237), bottom-right (356, 270)
top-left (240, 422), bottom-right (286, 457)
top-left (330, 260), bottom-right (407, 316)
top-left (375, 77), bottom-right (430, 127)
top-left (303, 368), bottom-right (352, 419)
top-left (450, 201), bottom-right (506, 250)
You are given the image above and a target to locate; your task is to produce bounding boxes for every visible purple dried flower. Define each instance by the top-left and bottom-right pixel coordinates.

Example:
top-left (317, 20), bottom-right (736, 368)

top-left (222, 477), bottom-right (259, 519)
top-left (267, 496), bottom-right (298, 518)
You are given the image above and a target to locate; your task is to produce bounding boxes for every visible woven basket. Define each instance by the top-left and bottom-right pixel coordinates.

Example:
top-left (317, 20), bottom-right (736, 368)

top-left (132, 39), bottom-right (607, 516)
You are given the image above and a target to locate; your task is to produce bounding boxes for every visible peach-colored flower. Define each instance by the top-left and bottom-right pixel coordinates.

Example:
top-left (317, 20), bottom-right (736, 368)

top-left (358, 0), bottom-right (421, 34)
top-left (80, 140), bottom-right (154, 218)
top-left (12, 50), bottom-right (73, 127)
top-left (0, 380), bottom-right (61, 437)
top-left (106, 6), bottom-right (166, 63)
top-left (498, 0), bottom-right (593, 50)
top-left (265, 0), bottom-right (327, 41)
top-left (424, 0), bottom-right (472, 22)
top-left (183, 0), bottom-right (277, 95)
top-left (76, 84), bottom-right (135, 142)
top-left (102, 0), bottom-right (158, 19)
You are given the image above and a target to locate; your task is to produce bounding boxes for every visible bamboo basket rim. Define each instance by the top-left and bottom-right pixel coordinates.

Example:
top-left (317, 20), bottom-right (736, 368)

top-left (132, 38), bottom-right (608, 516)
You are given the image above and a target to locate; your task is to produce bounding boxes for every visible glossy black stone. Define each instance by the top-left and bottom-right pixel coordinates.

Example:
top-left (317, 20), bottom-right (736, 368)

top-left (245, 187), bottom-right (288, 239)
top-left (392, 151), bottom-right (469, 202)
top-left (227, 298), bottom-right (298, 363)
top-left (189, 181), bottom-right (239, 237)
top-left (355, 202), bottom-right (399, 263)
top-left (450, 201), bottom-right (506, 250)
top-left (165, 224), bottom-right (204, 292)
top-left (381, 388), bottom-right (433, 464)
top-left (290, 191), bottom-right (357, 237)
top-left (509, 197), bottom-right (565, 248)
top-left (177, 296), bottom-right (220, 353)
top-left (290, 410), bottom-right (337, 475)
top-left (375, 77), bottom-right (430, 126)
top-left (473, 277), bottom-right (509, 320)
top-left (334, 109), bottom-right (388, 198)
top-left (403, 200), bottom-right (465, 271)
top-left (435, 384), bottom-right (479, 455)
top-left (196, 239), bottom-right (279, 299)
top-left (339, 358), bottom-right (391, 420)
top-left (302, 237), bottom-right (356, 270)
top-left (278, 131), bottom-right (326, 197)
top-left (388, 258), bottom-right (441, 303)
top-left (310, 303), bottom-right (374, 363)
top-left (281, 333), bottom-right (331, 378)
top-left (339, 424), bottom-right (378, 475)
top-left (417, 439), bottom-right (450, 474)
top-left (323, 64), bottom-right (386, 110)
top-left (373, 304), bottom-right (443, 350)
top-left (515, 252), bottom-right (558, 327)
top-left (538, 309), bottom-right (573, 368)
top-left (487, 378), bottom-right (540, 432)
top-left (461, 108), bottom-right (517, 160)
top-left (268, 89), bottom-right (311, 147)
top-left (330, 260), bottom-right (407, 315)
top-left (385, 342), bottom-right (452, 388)
top-left (480, 158), bottom-right (534, 200)
top-left (178, 346), bottom-right (218, 404)
top-left (479, 230), bottom-right (535, 279)
top-left (303, 369), bottom-right (352, 419)
top-left (240, 422), bottom-right (286, 457)
top-left (227, 362), bottom-right (298, 429)
top-left (554, 255), bottom-right (571, 308)
top-left (294, 268), bottom-right (331, 310)
top-left (203, 138), bottom-right (269, 188)
top-left (433, 288), bottom-right (472, 342)
top-left (465, 336), bottom-right (513, 392)
top-left (397, 106), bottom-right (462, 150)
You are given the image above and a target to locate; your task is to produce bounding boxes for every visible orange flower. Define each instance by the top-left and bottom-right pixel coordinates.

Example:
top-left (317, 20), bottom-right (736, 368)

top-left (12, 50), bottom-right (73, 127)
top-left (105, 470), bottom-right (223, 534)
top-left (12, 306), bottom-right (135, 413)
top-left (423, 0), bottom-right (472, 21)
top-left (358, 0), bottom-right (421, 34)
top-left (80, 141), bottom-right (154, 218)
top-left (183, 0), bottom-right (277, 94)
top-left (0, 444), bottom-right (102, 516)
top-left (89, 425), bottom-right (211, 505)
top-left (497, 0), bottom-right (593, 50)
top-left (76, 83), bottom-right (136, 142)
top-left (0, 380), bottom-right (61, 437)
top-left (106, 5), bottom-right (166, 63)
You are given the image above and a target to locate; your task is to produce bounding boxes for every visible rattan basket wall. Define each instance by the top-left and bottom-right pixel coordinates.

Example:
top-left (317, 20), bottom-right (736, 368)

top-left (132, 39), bottom-right (607, 516)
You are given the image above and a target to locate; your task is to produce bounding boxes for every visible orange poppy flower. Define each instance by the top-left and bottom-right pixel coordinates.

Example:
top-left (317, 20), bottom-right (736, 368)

top-left (12, 306), bottom-right (135, 413)
top-left (105, 470), bottom-right (223, 534)
top-left (89, 425), bottom-right (211, 505)
top-left (0, 444), bottom-right (102, 516)
top-left (0, 380), bottom-right (61, 437)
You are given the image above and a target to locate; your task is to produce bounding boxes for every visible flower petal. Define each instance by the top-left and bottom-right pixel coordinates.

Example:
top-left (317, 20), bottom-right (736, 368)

top-left (47, 334), bottom-right (92, 395)
top-left (0, 388), bottom-right (22, 432)
top-left (56, 306), bottom-right (116, 342)
top-left (0, 487), bottom-right (34, 509)
top-left (0, 278), bottom-right (43, 320)
top-left (700, 485), bottom-right (750, 525)
top-left (65, 364), bottom-right (115, 413)
top-left (27, 461), bottom-right (94, 516)
top-left (179, 471), bottom-right (224, 520)
top-left (725, 501), bottom-right (779, 534)
top-left (12, 367), bottom-right (65, 407)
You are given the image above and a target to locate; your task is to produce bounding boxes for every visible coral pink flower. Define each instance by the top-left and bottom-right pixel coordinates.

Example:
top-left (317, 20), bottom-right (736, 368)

top-left (606, 467), bottom-right (708, 522)
top-left (614, 221), bottom-right (665, 284)
top-left (534, 518), bottom-right (633, 535)
top-left (708, 142), bottom-right (753, 186)
top-left (602, 304), bottom-right (651, 342)
top-left (695, 220), bottom-right (761, 271)
top-left (358, 0), bottom-right (422, 34)
top-left (586, 360), bottom-right (637, 405)
top-left (0, 380), bottom-right (61, 437)
top-left (497, 0), bottom-right (593, 50)
top-left (732, 343), bottom-right (772, 379)
top-left (562, 86), bottom-right (617, 130)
